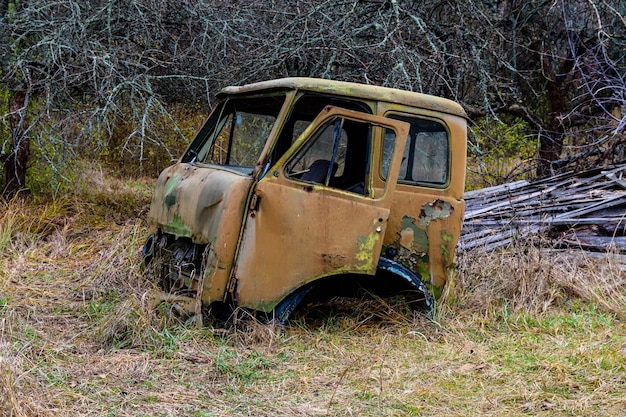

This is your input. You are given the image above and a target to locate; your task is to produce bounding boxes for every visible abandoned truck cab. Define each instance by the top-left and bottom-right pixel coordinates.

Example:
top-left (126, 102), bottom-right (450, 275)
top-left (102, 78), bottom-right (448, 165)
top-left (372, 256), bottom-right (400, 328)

top-left (144, 78), bottom-right (467, 322)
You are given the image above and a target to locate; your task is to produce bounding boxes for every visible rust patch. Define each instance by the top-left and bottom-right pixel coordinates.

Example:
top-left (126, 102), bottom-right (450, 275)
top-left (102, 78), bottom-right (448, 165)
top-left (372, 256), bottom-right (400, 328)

top-left (418, 199), bottom-right (454, 227)
top-left (322, 253), bottom-right (347, 269)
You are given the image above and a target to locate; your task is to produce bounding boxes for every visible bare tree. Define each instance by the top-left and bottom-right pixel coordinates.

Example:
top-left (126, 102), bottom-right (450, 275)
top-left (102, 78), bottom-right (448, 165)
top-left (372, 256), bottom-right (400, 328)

top-left (218, 0), bottom-right (624, 177)
top-left (1, 0), bottom-right (624, 198)
top-left (559, 0), bottom-right (626, 167)
top-left (0, 0), bottom-right (226, 198)
top-left (1, 1), bottom-right (30, 199)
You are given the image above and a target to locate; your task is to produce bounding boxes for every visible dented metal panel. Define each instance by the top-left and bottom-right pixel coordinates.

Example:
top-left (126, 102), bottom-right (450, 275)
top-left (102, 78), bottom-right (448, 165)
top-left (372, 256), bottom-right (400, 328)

top-left (148, 163), bottom-right (253, 303)
top-left (231, 107), bottom-right (410, 312)
top-left (233, 182), bottom-right (392, 311)
top-left (376, 104), bottom-right (467, 296)
top-left (385, 196), bottom-right (464, 296)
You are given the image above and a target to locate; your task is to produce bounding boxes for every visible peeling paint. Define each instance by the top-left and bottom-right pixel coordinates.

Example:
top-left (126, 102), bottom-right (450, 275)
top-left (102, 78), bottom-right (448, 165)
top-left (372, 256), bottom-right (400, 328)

top-left (399, 215), bottom-right (428, 253)
top-left (356, 230), bottom-right (381, 269)
top-left (418, 199), bottom-right (454, 227)
top-left (440, 231), bottom-right (453, 265)
top-left (166, 214), bottom-right (192, 238)
top-left (163, 174), bottom-right (181, 208)
top-left (389, 204), bottom-right (458, 299)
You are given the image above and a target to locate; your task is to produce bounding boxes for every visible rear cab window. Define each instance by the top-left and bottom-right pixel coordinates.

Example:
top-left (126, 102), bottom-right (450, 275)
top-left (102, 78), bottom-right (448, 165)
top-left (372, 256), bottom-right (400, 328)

top-left (381, 113), bottom-right (450, 187)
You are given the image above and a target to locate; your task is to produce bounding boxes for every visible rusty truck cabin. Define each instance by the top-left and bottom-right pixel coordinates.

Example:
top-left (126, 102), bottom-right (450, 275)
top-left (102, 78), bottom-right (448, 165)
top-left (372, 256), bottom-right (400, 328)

top-left (144, 77), bottom-right (467, 323)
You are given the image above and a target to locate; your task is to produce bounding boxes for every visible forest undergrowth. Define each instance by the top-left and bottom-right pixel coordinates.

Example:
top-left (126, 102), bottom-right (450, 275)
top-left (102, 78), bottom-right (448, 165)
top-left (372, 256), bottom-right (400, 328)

top-left (1, 168), bottom-right (626, 417)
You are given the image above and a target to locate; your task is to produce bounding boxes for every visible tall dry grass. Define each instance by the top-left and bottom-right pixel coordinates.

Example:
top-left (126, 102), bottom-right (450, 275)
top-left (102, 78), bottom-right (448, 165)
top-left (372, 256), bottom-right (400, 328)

top-left (2, 170), bottom-right (626, 416)
top-left (454, 239), bottom-right (626, 318)
top-left (0, 177), bottom-right (160, 417)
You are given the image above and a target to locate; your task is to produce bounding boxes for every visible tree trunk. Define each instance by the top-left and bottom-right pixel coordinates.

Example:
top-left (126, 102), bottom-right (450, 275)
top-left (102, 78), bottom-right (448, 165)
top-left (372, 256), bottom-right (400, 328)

top-left (3, 90), bottom-right (29, 200)
top-left (536, 57), bottom-right (575, 178)
top-left (536, 85), bottom-right (566, 178)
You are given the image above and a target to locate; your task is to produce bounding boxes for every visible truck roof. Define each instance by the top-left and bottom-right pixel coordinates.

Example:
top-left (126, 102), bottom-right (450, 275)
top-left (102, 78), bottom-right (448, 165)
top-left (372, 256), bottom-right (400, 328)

top-left (217, 77), bottom-right (467, 119)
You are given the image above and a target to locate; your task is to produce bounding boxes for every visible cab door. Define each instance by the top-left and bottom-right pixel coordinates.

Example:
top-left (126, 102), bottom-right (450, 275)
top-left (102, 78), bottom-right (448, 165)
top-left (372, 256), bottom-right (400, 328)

top-left (230, 106), bottom-right (410, 311)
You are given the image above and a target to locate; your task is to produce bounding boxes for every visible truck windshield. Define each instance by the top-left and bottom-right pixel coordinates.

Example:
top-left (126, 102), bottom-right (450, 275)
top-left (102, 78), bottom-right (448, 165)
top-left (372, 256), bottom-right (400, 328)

top-left (182, 95), bottom-right (285, 174)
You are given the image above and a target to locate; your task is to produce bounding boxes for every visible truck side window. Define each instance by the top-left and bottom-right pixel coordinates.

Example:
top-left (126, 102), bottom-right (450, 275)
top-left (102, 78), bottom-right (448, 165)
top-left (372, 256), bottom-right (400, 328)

top-left (285, 116), bottom-right (373, 196)
top-left (269, 94), bottom-right (371, 169)
top-left (382, 115), bottom-right (449, 186)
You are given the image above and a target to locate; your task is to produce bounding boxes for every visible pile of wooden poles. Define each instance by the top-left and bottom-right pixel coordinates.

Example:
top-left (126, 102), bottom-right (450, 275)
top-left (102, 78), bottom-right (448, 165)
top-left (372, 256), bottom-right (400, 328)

top-left (459, 164), bottom-right (626, 253)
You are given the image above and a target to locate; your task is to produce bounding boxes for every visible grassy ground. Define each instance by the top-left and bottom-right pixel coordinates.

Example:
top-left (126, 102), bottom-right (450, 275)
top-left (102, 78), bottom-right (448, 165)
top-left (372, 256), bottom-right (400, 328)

top-left (1, 171), bottom-right (626, 417)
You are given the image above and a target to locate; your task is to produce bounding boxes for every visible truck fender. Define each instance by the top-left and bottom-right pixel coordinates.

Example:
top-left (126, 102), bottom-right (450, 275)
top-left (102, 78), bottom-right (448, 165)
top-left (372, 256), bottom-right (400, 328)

top-left (271, 284), bottom-right (315, 324)
top-left (377, 257), bottom-right (435, 317)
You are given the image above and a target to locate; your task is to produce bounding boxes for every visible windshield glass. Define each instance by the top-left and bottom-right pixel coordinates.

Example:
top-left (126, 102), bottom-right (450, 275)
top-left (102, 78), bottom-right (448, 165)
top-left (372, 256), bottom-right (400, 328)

top-left (182, 95), bottom-right (285, 173)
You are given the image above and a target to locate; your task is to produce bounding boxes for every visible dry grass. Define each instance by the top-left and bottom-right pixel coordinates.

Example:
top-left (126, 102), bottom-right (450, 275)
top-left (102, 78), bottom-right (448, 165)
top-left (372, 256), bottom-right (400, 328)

top-left (455, 240), bottom-right (626, 317)
top-left (2, 172), bottom-right (626, 416)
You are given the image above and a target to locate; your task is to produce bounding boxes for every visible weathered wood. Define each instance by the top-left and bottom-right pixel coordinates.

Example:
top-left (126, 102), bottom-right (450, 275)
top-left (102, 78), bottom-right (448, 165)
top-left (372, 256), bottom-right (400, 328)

top-left (464, 218), bottom-right (625, 227)
top-left (555, 194), bottom-right (626, 219)
top-left (560, 236), bottom-right (626, 252)
top-left (460, 163), bottom-right (626, 253)
top-left (463, 180), bottom-right (529, 199)
top-left (464, 182), bottom-right (567, 219)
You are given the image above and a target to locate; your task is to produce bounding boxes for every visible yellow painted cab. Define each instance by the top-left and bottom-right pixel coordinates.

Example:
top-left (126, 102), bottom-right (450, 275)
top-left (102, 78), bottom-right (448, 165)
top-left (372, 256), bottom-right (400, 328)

top-left (143, 78), bottom-right (467, 322)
